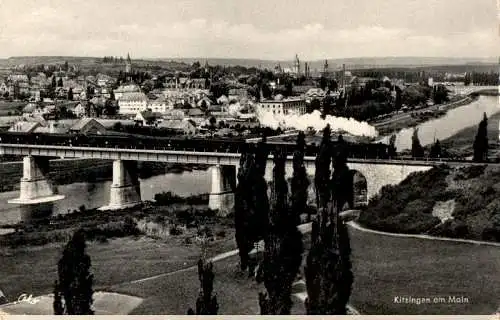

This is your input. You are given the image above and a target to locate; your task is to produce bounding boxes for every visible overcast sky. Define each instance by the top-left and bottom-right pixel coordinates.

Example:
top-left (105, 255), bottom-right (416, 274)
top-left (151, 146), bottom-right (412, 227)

top-left (0, 0), bottom-right (498, 59)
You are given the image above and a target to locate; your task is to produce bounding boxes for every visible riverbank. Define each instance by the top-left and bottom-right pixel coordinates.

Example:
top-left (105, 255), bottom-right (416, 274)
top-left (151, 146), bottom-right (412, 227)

top-left (375, 95), bottom-right (477, 136)
top-left (439, 110), bottom-right (500, 158)
top-left (0, 159), bottom-right (209, 192)
top-left (359, 164), bottom-right (500, 242)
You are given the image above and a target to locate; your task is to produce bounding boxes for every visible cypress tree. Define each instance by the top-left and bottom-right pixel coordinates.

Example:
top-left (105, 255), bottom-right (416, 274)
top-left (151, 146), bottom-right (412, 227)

top-left (259, 147), bottom-right (303, 314)
top-left (429, 139), bottom-right (442, 158)
top-left (234, 148), bottom-right (254, 271)
top-left (291, 131), bottom-right (310, 224)
top-left (473, 113), bottom-right (488, 162)
top-left (314, 125), bottom-right (332, 209)
top-left (54, 229), bottom-right (94, 315)
top-left (388, 134), bottom-right (397, 158)
top-left (411, 128), bottom-right (425, 158)
top-left (187, 259), bottom-right (219, 315)
top-left (304, 126), bottom-right (354, 315)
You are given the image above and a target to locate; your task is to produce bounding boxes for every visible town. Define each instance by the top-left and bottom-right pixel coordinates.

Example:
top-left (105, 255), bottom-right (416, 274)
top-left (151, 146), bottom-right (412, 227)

top-left (0, 0), bottom-right (499, 317)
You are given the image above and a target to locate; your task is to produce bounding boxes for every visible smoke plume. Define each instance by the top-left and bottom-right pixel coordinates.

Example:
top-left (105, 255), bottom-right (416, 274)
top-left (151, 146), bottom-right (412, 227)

top-left (257, 110), bottom-right (379, 137)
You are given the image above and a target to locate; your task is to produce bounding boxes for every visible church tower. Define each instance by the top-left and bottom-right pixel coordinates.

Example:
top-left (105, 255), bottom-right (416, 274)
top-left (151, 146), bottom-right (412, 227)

top-left (125, 53), bottom-right (132, 74)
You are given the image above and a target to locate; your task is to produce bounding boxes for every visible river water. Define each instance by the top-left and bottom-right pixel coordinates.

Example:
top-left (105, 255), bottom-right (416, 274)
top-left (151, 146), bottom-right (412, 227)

top-left (379, 95), bottom-right (500, 151)
top-left (0, 170), bottom-right (211, 225)
top-left (0, 95), bottom-right (498, 225)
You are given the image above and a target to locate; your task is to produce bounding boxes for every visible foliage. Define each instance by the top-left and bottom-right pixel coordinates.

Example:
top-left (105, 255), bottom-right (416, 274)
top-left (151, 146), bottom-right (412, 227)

top-left (473, 113), bottom-right (488, 162)
top-left (411, 128), bottom-right (425, 158)
top-left (305, 125), bottom-right (353, 315)
top-left (388, 134), bottom-right (397, 158)
top-left (54, 229), bottom-right (94, 315)
top-left (291, 131), bottom-right (310, 223)
top-left (259, 148), bottom-right (303, 315)
top-left (187, 259), bottom-right (219, 315)
top-left (234, 136), bottom-right (270, 273)
top-left (429, 139), bottom-right (442, 158)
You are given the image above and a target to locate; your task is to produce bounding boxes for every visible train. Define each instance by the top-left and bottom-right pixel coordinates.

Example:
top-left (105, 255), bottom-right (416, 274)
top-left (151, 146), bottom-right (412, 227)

top-left (0, 131), bottom-right (392, 159)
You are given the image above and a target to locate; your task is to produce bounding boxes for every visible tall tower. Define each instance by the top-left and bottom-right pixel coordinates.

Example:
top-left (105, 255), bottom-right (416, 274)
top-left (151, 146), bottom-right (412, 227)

top-left (294, 54), bottom-right (301, 77)
top-left (125, 53), bottom-right (132, 74)
top-left (323, 59), bottom-right (329, 77)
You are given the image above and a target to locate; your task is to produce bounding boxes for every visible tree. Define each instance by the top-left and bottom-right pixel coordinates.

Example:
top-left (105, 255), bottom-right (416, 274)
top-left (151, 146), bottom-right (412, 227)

top-left (411, 128), bottom-right (425, 158)
top-left (57, 78), bottom-right (63, 87)
top-left (388, 134), bottom-right (397, 158)
top-left (314, 125), bottom-right (332, 208)
top-left (291, 131), bottom-right (310, 223)
top-left (473, 113), bottom-right (489, 162)
top-left (67, 88), bottom-right (74, 101)
top-left (54, 229), bottom-right (94, 315)
top-left (209, 116), bottom-right (217, 137)
top-left (305, 127), bottom-right (353, 315)
top-left (51, 76), bottom-right (57, 89)
top-left (64, 61), bottom-right (69, 72)
top-left (259, 148), bottom-right (303, 315)
top-left (187, 259), bottom-right (219, 315)
top-left (432, 85), bottom-right (449, 105)
top-left (429, 139), bottom-right (442, 158)
top-left (234, 149), bottom-right (255, 272)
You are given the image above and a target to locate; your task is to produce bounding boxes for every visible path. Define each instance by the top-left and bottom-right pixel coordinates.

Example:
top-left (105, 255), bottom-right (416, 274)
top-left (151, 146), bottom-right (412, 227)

top-left (347, 221), bottom-right (500, 247)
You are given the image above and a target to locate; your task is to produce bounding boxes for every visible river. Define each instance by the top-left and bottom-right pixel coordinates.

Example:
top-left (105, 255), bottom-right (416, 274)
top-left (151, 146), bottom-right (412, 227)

top-left (0, 170), bottom-right (211, 225)
top-left (0, 95), bottom-right (498, 225)
top-left (379, 95), bottom-right (500, 151)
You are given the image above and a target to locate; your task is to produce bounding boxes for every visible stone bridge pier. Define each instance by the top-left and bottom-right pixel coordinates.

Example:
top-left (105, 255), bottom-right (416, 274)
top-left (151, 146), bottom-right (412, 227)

top-left (100, 160), bottom-right (141, 211)
top-left (209, 165), bottom-right (236, 216)
top-left (9, 156), bottom-right (65, 220)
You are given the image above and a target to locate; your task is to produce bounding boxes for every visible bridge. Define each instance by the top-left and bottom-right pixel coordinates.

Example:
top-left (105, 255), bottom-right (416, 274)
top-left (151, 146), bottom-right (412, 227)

top-left (0, 141), bottom-right (481, 218)
top-left (445, 85), bottom-right (498, 96)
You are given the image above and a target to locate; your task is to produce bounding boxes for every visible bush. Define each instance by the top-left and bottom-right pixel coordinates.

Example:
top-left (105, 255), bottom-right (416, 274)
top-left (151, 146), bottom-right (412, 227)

top-left (169, 225), bottom-right (184, 235)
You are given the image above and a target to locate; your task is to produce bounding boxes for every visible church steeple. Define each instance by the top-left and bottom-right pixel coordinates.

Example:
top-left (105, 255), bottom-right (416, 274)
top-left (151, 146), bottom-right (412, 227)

top-left (125, 53), bottom-right (132, 74)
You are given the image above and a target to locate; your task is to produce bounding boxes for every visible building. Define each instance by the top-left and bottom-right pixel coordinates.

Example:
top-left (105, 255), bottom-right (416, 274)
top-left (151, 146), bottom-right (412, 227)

top-left (117, 92), bottom-right (148, 115)
top-left (157, 119), bottom-right (198, 136)
top-left (114, 83), bottom-right (141, 100)
top-left (257, 98), bottom-right (306, 116)
top-left (134, 110), bottom-right (162, 126)
top-left (8, 121), bottom-right (41, 133)
top-left (69, 118), bottom-right (107, 135)
top-left (148, 98), bottom-right (173, 113)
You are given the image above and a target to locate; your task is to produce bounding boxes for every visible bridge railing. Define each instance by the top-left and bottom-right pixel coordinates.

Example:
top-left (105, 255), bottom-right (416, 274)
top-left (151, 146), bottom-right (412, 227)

top-left (2, 140), bottom-right (496, 165)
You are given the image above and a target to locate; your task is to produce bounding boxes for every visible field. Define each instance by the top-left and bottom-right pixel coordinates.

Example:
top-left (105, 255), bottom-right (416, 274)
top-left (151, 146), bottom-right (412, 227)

top-left (1, 218), bottom-right (499, 315)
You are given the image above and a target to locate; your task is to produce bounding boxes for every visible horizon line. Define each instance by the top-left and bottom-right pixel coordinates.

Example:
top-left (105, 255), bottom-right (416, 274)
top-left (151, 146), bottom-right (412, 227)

top-left (1, 55), bottom-right (497, 62)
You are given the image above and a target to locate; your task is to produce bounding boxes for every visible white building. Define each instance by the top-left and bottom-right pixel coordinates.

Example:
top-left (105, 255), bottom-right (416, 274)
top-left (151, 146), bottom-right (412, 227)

top-left (117, 92), bottom-right (148, 115)
top-left (257, 98), bottom-right (306, 116)
top-left (114, 84), bottom-right (141, 99)
top-left (148, 99), bottom-right (173, 113)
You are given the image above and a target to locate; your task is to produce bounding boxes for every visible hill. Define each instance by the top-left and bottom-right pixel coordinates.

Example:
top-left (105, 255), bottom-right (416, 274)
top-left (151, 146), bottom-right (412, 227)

top-left (1, 56), bottom-right (497, 72)
top-left (358, 164), bottom-right (500, 242)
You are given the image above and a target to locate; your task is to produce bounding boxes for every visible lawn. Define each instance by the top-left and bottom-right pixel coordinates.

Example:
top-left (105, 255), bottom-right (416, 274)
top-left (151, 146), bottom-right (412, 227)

top-left (1, 223), bottom-right (498, 315)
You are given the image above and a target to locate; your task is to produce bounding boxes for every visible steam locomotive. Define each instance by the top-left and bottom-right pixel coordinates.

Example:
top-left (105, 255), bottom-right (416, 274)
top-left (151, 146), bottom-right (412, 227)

top-left (0, 131), bottom-right (391, 159)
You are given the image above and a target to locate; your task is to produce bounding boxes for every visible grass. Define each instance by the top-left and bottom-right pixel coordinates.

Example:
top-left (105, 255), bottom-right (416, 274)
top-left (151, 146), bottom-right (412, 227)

top-left (348, 226), bottom-right (500, 315)
top-left (2, 221), bottom-right (498, 315)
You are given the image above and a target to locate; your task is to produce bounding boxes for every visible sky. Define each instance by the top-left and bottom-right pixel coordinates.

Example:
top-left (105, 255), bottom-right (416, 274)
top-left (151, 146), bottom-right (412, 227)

top-left (0, 0), bottom-right (498, 60)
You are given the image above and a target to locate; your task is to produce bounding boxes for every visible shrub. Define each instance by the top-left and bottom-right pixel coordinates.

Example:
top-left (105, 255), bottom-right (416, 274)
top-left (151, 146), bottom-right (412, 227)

top-left (169, 225), bottom-right (184, 235)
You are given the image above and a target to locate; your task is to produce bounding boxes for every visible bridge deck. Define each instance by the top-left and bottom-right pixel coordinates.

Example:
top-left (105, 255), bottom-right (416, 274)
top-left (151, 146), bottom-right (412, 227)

top-left (0, 143), bottom-right (490, 167)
